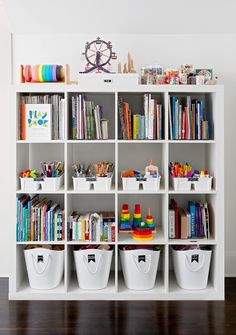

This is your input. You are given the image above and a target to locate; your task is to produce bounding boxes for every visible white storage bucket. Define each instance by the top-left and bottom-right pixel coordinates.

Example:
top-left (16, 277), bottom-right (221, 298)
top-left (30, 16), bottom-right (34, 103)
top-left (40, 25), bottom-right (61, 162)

top-left (122, 177), bottom-right (140, 191)
top-left (74, 249), bottom-right (113, 290)
top-left (142, 176), bottom-right (161, 191)
top-left (24, 248), bottom-right (64, 290)
top-left (41, 174), bottom-right (64, 192)
top-left (172, 248), bottom-right (212, 290)
top-left (73, 176), bottom-right (91, 191)
top-left (171, 177), bottom-right (191, 191)
top-left (93, 174), bottom-right (113, 192)
top-left (20, 178), bottom-right (40, 192)
top-left (120, 249), bottom-right (160, 290)
top-left (193, 177), bottom-right (213, 191)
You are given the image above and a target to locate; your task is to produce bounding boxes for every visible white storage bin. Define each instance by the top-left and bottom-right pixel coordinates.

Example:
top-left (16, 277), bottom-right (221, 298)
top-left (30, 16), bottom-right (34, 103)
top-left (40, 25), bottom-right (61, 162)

top-left (73, 176), bottom-right (91, 191)
top-left (171, 177), bottom-right (191, 191)
top-left (122, 177), bottom-right (140, 191)
top-left (41, 174), bottom-right (64, 192)
top-left (142, 176), bottom-right (161, 191)
top-left (120, 249), bottom-right (160, 290)
top-left (193, 177), bottom-right (213, 191)
top-left (20, 177), bottom-right (40, 192)
top-left (172, 247), bottom-right (212, 290)
top-left (93, 174), bottom-right (113, 192)
top-left (78, 73), bottom-right (139, 88)
top-left (24, 248), bottom-right (64, 290)
top-left (74, 248), bottom-right (113, 290)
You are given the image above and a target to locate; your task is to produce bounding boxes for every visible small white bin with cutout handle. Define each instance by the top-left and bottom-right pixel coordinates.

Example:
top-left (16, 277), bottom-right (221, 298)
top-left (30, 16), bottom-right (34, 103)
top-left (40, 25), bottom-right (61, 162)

top-left (120, 249), bottom-right (160, 290)
top-left (171, 177), bottom-right (191, 191)
top-left (142, 176), bottom-right (161, 191)
top-left (72, 176), bottom-right (91, 191)
top-left (74, 248), bottom-right (113, 290)
top-left (41, 174), bottom-right (64, 192)
top-left (172, 247), bottom-right (212, 290)
top-left (20, 178), bottom-right (40, 192)
top-left (193, 177), bottom-right (213, 191)
top-left (93, 173), bottom-right (113, 192)
top-left (24, 247), bottom-right (64, 290)
top-left (122, 177), bottom-right (140, 192)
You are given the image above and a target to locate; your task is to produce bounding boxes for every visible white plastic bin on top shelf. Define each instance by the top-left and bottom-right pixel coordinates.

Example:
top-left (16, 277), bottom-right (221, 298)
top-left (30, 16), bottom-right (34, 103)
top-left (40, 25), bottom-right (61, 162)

top-left (72, 176), bottom-right (91, 191)
top-left (74, 248), bottom-right (113, 290)
top-left (120, 248), bottom-right (160, 290)
top-left (171, 177), bottom-right (191, 191)
top-left (20, 178), bottom-right (40, 192)
top-left (172, 247), bottom-right (212, 290)
top-left (93, 173), bottom-right (113, 192)
top-left (24, 247), bottom-right (64, 290)
top-left (193, 177), bottom-right (213, 191)
top-left (40, 174), bottom-right (64, 192)
top-left (122, 177), bottom-right (140, 192)
top-left (142, 176), bottom-right (161, 191)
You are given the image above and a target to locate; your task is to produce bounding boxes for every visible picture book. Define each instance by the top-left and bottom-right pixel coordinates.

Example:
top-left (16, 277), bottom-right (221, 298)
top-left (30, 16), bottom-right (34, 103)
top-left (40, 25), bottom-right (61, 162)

top-left (25, 104), bottom-right (51, 141)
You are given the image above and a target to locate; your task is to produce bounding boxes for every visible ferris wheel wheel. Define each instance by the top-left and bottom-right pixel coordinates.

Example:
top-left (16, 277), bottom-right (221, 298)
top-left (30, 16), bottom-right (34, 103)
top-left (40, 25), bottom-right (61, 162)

top-left (80, 37), bottom-right (117, 73)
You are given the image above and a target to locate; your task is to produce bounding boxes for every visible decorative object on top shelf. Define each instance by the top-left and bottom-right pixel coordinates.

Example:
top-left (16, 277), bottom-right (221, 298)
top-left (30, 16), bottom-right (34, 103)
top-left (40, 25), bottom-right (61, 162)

top-left (20, 64), bottom-right (70, 84)
top-left (141, 63), bottom-right (218, 85)
top-left (117, 52), bottom-right (136, 74)
top-left (80, 37), bottom-right (117, 74)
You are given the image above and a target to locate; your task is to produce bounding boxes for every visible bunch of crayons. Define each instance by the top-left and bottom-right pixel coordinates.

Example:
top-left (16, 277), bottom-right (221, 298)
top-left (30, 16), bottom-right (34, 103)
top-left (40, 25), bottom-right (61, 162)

top-left (93, 162), bottom-right (114, 176)
top-left (72, 163), bottom-right (92, 178)
top-left (72, 161), bottom-right (114, 178)
top-left (41, 161), bottom-right (64, 178)
top-left (169, 162), bottom-right (193, 178)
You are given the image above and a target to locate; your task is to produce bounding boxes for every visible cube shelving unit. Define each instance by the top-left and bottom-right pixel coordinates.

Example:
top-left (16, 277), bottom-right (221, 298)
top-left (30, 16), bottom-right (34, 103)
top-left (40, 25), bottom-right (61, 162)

top-left (9, 84), bottom-right (224, 300)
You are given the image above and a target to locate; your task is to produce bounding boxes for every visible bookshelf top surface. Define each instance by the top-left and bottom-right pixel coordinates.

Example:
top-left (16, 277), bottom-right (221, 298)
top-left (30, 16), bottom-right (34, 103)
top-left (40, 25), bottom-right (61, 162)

top-left (13, 84), bottom-right (224, 94)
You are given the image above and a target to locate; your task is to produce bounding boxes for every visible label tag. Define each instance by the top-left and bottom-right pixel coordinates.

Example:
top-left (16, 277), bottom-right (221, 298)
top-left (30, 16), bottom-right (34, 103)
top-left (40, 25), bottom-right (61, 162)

top-left (191, 254), bottom-right (199, 263)
top-left (88, 254), bottom-right (96, 263)
top-left (138, 255), bottom-right (146, 263)
top-left (37, 255), bottom-right (44, 263)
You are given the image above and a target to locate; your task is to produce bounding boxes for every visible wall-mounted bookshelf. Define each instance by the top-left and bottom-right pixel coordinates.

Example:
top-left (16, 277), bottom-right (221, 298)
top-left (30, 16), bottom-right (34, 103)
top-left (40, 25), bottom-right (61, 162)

top-left (10, 84), bottom-right (224, 300)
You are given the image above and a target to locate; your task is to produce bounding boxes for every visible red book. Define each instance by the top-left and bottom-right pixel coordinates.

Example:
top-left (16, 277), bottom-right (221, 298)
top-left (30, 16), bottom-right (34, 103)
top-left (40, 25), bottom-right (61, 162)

top-left (182, 109), bottom-right (186, 140)
top-left (184, 106), bottom-right (188, 140)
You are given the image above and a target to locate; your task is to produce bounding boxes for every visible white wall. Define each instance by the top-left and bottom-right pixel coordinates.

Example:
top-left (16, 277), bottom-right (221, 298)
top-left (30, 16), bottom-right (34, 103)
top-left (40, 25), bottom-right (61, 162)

top-left (11, 33), bottom-right (236, 276)
top-left (0, 3), bottom-right (11, 276)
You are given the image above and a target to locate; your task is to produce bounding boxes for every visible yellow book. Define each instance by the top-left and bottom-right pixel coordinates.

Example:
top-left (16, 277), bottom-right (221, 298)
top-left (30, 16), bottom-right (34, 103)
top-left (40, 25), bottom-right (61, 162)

top-left (82, 219), bottom-right (85, 241)
top-left (133, 114), bottom-right (137, 139)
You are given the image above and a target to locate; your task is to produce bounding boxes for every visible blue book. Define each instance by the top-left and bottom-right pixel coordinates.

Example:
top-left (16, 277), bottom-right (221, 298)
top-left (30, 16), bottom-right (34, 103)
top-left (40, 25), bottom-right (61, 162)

top-left (171, 96), bottom-right (176, 140)
top-left (188, 201), bottom-right (196, 238)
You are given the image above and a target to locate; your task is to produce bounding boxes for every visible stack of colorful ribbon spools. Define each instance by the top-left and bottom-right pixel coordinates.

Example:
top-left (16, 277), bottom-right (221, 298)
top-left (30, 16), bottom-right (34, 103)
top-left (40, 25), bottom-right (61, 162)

top-left (21, 64), bottom-right (65, 83)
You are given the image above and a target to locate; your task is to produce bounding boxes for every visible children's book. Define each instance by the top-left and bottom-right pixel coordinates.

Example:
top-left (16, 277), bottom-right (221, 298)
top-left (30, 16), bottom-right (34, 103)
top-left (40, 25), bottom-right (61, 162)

top-left (25, 104), bottom-right (51, 141)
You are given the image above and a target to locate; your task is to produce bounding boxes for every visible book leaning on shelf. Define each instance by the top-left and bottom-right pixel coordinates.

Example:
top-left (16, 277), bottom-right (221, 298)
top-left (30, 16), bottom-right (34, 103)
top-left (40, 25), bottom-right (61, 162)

top-left (16, 195), bottom-right (65, 242)
top-left (20, 94), bottom-right (65, 141)
top-left (119, 94), bottom-right (163, 140)
top-left (68, 211), bottom-right (115, 242)
top-left (169, 96), bottom-right (209, 140)
top-left (71, 95), bottom-right (109, 140)
top-left (169, 199), bottom-right (210, 239)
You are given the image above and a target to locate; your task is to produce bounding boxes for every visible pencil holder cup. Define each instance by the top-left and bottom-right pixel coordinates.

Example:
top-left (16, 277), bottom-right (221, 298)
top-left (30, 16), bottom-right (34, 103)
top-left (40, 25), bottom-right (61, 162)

top-left (193, 177), bottom-right (213, 191)
top-left (171, 177), bottom-right (192, 191)
top-left (142, 176), bottom-right (161, 191)
top-left (72, 176), bottom-right (91, 191)
top-left (40, 174), bottom-right (64, 192)
top-left (93, 173), bottom-right (113, 192)
top-left (20, 177), bottom-right (41, 192)
top-left (122, 177), bottom-right (140, 192)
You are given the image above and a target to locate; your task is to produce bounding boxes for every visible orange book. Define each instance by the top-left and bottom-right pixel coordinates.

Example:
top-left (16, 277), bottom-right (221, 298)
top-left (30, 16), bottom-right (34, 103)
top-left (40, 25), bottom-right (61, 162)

top-left (21, 100), bottom-right (26, 140)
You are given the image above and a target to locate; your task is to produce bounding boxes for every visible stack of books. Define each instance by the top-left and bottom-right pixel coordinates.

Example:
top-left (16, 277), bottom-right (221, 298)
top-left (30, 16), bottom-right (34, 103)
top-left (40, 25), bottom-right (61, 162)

top-left (20, 94), bottom-right (65, 140)
top-left (169, 96), bottom-right (209, 140)
top-left (71, 95), bottom-right (109, 140)
top-left (169, 199), bottom-right (210, 239)
top-left (119, 94), bottom-right (163, 140)
top-left (16, 195), bottom-right (64, 242)
top-left (68, 211), bottom-right (115, 242)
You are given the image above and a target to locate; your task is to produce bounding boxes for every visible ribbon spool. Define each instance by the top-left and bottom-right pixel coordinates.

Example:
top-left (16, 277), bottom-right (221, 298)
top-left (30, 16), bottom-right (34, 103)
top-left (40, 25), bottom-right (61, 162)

top-left (23, 64), bottom-right (65, 83)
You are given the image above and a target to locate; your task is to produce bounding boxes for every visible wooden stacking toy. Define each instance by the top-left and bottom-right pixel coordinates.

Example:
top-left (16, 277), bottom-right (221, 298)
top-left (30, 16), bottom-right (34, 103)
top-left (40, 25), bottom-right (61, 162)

top-left (146, 208), bottom-right (155, 231)
top-left (132, 204), bottom-right (142, 230)
top-left (119, 204), bottom-right (132, 231)
top-left (132, 222), bottom-right (153, 241)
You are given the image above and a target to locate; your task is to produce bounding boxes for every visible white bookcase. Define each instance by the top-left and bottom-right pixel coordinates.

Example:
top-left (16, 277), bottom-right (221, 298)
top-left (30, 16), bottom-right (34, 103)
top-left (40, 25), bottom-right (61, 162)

top-left (9, 84), bottom-right (224, 300)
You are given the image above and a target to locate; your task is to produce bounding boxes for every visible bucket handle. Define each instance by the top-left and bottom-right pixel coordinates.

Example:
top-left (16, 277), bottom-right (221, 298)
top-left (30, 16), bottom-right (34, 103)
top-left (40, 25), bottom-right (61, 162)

top-left (31, 254), bottom-right (51, 275)
top-left (132, 254), bottom-right (152, 274)
top-left (83, 254), bottom-right (101, 274)
top-left (185, 253), bottom-right (205, 272)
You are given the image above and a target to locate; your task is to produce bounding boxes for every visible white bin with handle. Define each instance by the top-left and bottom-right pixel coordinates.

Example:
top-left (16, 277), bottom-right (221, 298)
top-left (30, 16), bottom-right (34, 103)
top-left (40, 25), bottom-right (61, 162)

top-left (74, 248), bottom-right (113, 290)
top-left (24, 247), bottom-right (64, 290)
top-left (172, 247), bottom-right (212, 290)
top-left (120, 249), bottom-right (160, 290)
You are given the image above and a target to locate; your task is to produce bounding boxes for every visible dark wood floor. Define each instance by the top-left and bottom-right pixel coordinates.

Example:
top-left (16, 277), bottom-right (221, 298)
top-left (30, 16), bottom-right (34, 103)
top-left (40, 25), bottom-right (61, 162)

top-left (1, 279), bottom-right (236, 335)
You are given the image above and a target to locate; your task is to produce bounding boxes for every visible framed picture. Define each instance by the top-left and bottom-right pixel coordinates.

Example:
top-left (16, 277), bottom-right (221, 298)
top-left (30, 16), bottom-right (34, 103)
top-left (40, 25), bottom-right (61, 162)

top-left (26, 104), bottom-right (52, 141)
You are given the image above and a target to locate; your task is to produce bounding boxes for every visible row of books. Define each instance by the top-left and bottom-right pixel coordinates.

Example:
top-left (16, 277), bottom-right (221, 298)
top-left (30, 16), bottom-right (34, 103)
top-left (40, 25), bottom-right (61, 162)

top-left (119, 95), bottom-right (163, 140)
top-left (169, 199), bottom-right (210, 239)
top-left (169, 96), bottom-right (209, 140)
top-left (68, 211), bottom-right (116, 242)
top-left (16, 195), bottom-right (65, 242)
top-left (20, 94), bottom-right (65, 140)
top-left (71, 95), bottom-right (109, 140)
